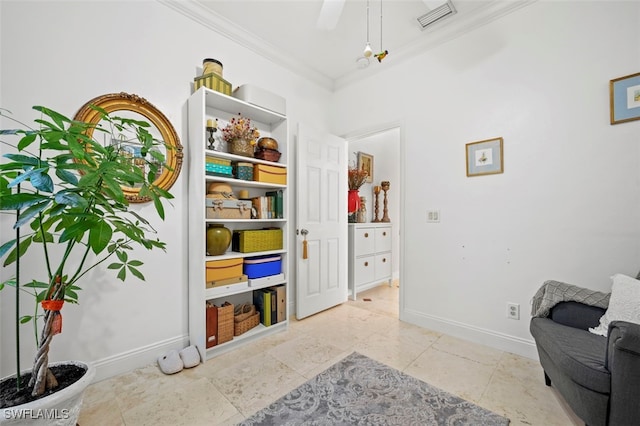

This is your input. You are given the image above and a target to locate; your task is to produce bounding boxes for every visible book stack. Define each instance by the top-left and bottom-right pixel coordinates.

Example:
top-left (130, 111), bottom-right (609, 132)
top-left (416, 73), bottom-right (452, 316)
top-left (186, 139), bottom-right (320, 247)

top-left (251, 190), bottom-right (283, 219)
top-left (252, 285), bottom-right (286, 326)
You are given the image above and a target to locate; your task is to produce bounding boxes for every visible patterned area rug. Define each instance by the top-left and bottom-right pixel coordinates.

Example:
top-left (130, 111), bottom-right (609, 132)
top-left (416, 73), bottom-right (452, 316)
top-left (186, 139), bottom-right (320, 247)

top-left (239, 352), bottom-right (509, 425)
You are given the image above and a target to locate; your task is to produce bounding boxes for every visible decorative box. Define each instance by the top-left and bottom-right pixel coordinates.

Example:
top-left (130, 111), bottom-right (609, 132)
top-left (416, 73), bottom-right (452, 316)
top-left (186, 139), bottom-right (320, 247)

top-left (254, 148), bottom-right (281, 162)
top-left (216, 302), bottom-right (234, 344)
top-left (207, 157), bottom-right (232, 166)
top-left (206, 258), bottom-right (243, 281)
top-left (205, 163), bottom-right (233, 176)
top-left (206, 198), bottom-right (251, 219)
top-left (232, 228), bottom-right (283, 253)
top-left (206, 274), bottom-right (248, 289)
top-left (232, 84), bottom-right (286, 115)
top-left (243, 255), bottom-right (282, 279)
top-left (253, 164), bottom-right (286, 185)
top-left (194, 72), bottom-right (232, 95)
top-left (233, 162), bottom-right (254, 181)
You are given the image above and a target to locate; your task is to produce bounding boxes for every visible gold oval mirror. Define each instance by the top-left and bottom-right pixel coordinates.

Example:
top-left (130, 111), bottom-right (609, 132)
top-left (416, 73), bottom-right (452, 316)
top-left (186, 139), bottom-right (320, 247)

top-left (73, 92), bottom-right (183, 203)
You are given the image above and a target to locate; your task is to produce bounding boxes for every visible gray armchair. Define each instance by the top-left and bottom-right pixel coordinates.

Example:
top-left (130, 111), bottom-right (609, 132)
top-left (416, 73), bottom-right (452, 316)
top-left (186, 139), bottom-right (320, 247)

top-left (530, 300), bottom-right (640, 426)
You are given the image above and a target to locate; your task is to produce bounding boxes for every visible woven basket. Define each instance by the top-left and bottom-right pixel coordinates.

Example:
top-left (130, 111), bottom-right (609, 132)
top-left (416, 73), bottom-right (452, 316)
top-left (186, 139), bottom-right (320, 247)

top-left (234, 311), bottom-right (260, 336)
top-left (217, 302), bottom-right (234, 344)
top-left (229, 138), bottom-right (254, 158)
top-left (232, 228), bottom-right (283, 253)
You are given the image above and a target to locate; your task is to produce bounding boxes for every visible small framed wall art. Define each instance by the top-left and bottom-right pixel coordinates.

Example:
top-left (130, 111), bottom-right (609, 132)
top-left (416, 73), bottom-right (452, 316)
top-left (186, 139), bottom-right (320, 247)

top-left (358, 151), bottom-right (374, 183)
top-left (610, 72), bottom-right (640, 125)
top-left (466, 137), bottom-right (504, 177)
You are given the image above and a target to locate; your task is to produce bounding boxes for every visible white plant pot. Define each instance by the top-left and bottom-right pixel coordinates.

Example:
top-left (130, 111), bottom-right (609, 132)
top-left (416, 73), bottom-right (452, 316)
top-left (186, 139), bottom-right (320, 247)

top-left (1, 361), bottom-right (95, 425)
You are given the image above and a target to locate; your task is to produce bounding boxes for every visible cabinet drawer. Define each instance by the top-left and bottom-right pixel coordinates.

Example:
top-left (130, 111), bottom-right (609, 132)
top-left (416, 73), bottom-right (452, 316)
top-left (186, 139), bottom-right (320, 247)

top-left (375, 253), bottom-right (391, 280)
top-left (354, 255), bottom-right (375, 286)
top-left (354, 228), bottom-right (376, 256)
top-left (375, 227), bottom-right (392, 253)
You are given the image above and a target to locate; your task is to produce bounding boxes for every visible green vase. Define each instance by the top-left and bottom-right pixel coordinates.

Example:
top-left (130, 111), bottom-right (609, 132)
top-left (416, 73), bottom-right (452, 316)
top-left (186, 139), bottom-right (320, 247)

top-left (206, 224), bottom-right (232, 256)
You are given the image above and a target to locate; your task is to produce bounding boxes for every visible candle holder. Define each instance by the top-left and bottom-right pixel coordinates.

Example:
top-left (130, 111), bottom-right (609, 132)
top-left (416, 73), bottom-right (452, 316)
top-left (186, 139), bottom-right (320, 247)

top-left (206, 118), bottom-right (219, 150)
top-left (381, 181), bottom-right (390, 223)
top-left (372, 185), bottom-right (381, 222)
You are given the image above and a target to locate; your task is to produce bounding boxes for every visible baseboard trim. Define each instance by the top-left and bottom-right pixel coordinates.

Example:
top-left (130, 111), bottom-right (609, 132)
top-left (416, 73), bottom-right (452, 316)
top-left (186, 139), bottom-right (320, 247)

top-left (400, 308), bottom-right (539, 360)
top-left (91, 335), bottom-right (189, 383)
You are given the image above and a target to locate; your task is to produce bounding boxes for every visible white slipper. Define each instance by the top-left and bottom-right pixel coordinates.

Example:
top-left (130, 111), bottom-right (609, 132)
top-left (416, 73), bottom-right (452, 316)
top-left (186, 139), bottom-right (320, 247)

top-left (179, 345), bottom-right (201, 368)
top-left (158, 349), bottom-right (183, 374)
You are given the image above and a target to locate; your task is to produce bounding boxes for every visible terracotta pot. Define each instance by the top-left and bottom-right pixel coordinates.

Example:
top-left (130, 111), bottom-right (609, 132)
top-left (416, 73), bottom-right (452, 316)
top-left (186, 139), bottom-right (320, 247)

top-left (206, 224), bottom-right (232, 256)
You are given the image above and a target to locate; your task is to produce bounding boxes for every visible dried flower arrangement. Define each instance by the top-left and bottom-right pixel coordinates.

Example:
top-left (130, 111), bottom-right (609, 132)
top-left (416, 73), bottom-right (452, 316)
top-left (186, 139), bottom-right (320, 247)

top-left (348, 166), bottom-right (369, 190)
top-left (221, 113), bottom-right (260, 145)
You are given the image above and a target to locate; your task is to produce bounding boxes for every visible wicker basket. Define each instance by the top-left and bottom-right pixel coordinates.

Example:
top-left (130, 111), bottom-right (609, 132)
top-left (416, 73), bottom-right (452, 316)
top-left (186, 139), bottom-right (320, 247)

top-left (232, 228), bottom-right (283, 253)
top-left (229, 138), bottom-right (254, 158)
top-left (234, 303), bottom-right (260, 336)
top-left (217, 302), bottom-right (234, 344)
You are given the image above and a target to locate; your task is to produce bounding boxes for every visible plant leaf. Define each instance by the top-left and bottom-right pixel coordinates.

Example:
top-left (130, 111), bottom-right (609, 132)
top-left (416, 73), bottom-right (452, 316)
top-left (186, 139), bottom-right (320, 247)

top-left (55, 168), bottom-right (79, 186)
top-left (0, 239), bottom-right (16, 259)
top-left (17, 133), bottom-right (37, 151)
top-left (128, 265), bottom-right (145, 281)
top-left (117, 267), bottom-right (126, 281)
top-left (0, 193), bottom-right (49, 211)
top-left (14, 200), bottom-right (51, 228)
top-left (3, 236), bottom-right (32, 266)
top-left (54, 191), bottom-right (87, 208)
top-left (89, 221), bottom-right (112, 254)
top-left (30, 170), bottom-right (54, 193)
top-left (107, 262), bottom-right (122, 270)
top-left (3, 153), bottom-right (40, 166)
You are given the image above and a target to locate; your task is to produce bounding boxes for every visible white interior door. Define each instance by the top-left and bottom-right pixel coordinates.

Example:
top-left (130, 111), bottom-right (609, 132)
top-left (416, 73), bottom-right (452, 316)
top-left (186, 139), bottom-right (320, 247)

top-left (296, 124), bottom-right (348, 319)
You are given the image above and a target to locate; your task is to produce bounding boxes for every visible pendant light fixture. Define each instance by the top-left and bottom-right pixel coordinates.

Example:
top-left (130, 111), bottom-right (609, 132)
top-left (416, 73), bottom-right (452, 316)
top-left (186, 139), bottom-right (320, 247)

top-left (374, 0), bottom-right (388, 62)
top-left (363, 0), bottom-right (372, 58)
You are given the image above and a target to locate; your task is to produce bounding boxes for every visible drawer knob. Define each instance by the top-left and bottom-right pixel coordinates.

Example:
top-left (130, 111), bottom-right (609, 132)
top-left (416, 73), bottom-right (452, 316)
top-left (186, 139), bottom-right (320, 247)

top-left (382, 258), bottom-right (386, 263)
top-left (364, 261), bottom-right (369, 267)
top-left (364, 233), bottom-right (369, 238)
top-left (383, 232), bottom-right (386, 236)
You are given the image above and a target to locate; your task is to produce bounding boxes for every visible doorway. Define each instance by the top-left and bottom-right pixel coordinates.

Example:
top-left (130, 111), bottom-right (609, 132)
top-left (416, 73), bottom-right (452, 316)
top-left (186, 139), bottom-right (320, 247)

top-left (346, 125), bottom-right (402, 317)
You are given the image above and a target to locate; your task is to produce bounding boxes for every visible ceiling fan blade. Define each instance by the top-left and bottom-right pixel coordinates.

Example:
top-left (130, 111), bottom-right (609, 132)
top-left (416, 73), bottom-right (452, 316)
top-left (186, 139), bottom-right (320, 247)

top-left (316, 0), bottom-right (346, 31)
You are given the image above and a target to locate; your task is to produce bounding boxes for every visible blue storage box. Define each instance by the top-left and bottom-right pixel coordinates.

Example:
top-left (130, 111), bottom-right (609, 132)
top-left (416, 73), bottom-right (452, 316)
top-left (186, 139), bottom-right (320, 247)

top-left (243, 255), bottom-right (281, 279)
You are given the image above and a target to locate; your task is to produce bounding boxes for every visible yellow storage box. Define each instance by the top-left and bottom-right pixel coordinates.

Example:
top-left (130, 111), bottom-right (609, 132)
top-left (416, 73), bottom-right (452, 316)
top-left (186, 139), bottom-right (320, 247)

top-left (232, 228), bottom-right (283, 253)
top-left (253, 164), bottom-right (286, 185)
top-left (194, 72), bottom-right (232, 96)
top-left (206, 258), bottom-right (243, 281)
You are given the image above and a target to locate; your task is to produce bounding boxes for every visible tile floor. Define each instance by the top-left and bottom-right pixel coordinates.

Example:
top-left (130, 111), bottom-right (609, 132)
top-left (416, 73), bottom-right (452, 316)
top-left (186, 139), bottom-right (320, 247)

top-left (79, 283), bottom-right (582, 425)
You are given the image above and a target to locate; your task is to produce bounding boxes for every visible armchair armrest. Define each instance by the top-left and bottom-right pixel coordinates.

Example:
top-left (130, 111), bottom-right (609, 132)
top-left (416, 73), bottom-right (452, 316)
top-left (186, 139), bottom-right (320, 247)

top-left (605, 321), bottom-right (640, 425)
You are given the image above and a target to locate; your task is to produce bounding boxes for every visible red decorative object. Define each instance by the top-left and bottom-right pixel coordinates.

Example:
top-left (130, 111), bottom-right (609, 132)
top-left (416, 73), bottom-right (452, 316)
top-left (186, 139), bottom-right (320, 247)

top-left (348, 189), bottom-right (361, 213)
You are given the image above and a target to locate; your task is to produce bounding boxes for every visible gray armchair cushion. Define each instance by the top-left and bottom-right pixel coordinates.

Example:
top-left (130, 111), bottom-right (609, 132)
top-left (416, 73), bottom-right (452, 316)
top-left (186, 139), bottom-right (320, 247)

top-left (550, 301), bottom-right (606, 331)
top-left (530, 317), bottom-right (610, 393)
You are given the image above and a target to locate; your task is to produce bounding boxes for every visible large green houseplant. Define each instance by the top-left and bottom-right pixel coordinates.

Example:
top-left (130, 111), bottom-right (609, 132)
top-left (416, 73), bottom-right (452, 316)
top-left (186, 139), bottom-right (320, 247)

top-left (0, 105), bottom-right (175, 418)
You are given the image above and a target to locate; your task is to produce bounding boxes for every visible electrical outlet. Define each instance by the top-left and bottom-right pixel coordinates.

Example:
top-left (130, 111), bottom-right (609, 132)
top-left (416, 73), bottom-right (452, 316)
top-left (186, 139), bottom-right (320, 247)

top-left (427, 210), bottom-right (440, 223)
top-left (507, 302), bottom-right (520, 320)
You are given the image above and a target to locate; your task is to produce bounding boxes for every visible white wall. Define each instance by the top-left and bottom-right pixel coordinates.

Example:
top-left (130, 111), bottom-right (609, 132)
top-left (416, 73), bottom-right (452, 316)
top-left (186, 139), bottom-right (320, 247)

top-left (348, 127), bottom-right (401, 278)
top-left (0, 0), bottom-right (332, 379)
top-left (331, 1), bottom-right (640, 358)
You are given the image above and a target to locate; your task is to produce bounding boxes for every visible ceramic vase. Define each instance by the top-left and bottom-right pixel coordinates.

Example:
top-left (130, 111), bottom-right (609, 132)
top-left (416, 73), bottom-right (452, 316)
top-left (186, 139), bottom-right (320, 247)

top-left (348, 189), bottom-right (360, 214)
top-left (206, 224), bottom-right (232, 256)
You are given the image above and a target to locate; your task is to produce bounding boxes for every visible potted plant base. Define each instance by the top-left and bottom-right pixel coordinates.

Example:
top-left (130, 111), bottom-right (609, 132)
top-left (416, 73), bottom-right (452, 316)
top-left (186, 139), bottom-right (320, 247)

top-left (1, 361), bottom-right (95, 425)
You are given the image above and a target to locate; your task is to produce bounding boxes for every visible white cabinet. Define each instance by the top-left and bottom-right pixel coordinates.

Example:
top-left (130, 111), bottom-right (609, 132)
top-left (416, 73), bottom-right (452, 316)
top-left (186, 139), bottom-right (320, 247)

top-left (348, 223), bottom-right (392, 300)
top-left (187, 87), bottom-right (288, 360)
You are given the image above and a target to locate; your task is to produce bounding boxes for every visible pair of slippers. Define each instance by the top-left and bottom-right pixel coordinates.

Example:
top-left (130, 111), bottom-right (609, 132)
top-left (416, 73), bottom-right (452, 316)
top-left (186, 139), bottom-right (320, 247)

top-left (158, 345), bottom-right (201, 375)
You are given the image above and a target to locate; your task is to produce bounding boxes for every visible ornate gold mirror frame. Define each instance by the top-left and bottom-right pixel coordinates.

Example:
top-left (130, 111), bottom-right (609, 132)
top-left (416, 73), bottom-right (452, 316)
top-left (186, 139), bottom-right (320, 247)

top-left (73, 92), bottom-right (183, 203)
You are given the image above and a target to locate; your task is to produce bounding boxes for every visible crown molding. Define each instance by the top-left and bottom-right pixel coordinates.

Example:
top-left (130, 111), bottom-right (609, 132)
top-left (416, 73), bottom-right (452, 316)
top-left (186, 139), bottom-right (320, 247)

top-left (158, 0), bottom-right (535, 93)
top-left (157, 0), bottom-right (335, 91)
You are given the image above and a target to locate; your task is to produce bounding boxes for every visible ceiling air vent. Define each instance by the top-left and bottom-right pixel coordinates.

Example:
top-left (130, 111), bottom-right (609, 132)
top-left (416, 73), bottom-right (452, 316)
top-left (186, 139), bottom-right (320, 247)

top-left (417, 1), bottom-right (457, 30)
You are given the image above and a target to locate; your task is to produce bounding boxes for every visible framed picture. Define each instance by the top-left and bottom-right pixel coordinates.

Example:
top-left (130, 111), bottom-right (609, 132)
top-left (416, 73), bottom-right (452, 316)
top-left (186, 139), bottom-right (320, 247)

top-left (358, 152), bottom-right (374, 183)
top-left (610, 72), bottom-right (640, 124)
top-left (466, 137), bottom-right (504, 177)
